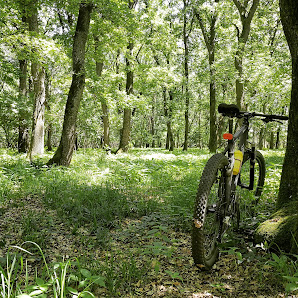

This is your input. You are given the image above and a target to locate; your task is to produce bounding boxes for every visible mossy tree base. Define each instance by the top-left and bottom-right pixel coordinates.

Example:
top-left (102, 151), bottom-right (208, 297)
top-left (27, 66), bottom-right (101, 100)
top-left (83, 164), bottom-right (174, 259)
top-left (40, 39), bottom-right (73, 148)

top-left (255, 205), bottom-right (298, 254)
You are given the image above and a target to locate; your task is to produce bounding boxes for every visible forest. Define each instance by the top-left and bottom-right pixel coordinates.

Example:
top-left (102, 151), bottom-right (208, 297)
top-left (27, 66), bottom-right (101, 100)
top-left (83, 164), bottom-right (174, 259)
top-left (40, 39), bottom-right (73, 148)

top-left (1, 0), bottom-right (298, 297)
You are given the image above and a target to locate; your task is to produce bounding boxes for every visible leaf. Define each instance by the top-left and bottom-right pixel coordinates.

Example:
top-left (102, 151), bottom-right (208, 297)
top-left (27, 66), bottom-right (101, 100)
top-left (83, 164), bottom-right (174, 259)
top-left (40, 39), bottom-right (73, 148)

top-left (283, 276), bottom-right (298, 283)
top-left (80, 291), bottom-right (95, 298)
top-left (36, 277), bottom-right (45, 286)
top-left (285, 283), bottom-right (298, 293)
top-left (91, 276), bottom-right (106, 287)
top-left (66, 286), bottom-right (79, 294)
top-left (80, 269), bottom-right (92, 279)
top-left (165, 270), bottom-right (183, 281)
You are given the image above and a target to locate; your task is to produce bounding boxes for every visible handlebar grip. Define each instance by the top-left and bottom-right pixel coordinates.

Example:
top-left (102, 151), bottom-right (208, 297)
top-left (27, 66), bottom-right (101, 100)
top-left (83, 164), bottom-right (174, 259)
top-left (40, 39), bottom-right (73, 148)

top-left (218, 103), bottom-right (240, 117)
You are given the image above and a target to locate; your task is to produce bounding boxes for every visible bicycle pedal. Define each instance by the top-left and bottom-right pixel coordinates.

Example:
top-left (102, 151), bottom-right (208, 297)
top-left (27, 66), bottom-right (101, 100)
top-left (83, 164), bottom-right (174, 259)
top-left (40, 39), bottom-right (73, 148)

top-left (207, 204), bottom-right (217, 213)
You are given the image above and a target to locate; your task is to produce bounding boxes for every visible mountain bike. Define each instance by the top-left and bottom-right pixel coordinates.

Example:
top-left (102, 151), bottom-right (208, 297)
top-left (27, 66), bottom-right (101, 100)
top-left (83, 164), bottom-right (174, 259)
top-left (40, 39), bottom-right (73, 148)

top-left (191, 103), bottom-right (289, 270)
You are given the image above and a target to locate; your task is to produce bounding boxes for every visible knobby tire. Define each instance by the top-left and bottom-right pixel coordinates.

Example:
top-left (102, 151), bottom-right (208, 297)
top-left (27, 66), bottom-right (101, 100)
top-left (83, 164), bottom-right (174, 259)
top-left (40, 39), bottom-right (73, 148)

top-left (192, 153), bottom-right (228, 270)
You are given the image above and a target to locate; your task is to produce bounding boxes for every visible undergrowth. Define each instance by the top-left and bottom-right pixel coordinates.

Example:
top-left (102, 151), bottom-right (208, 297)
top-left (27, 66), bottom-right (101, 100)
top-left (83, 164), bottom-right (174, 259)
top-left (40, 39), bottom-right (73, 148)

top-left (0, 148), bottom-right (295, 296)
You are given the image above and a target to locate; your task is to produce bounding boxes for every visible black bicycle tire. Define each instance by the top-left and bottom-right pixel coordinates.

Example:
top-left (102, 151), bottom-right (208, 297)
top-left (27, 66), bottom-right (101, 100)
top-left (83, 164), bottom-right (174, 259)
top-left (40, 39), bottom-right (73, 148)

top-left (192, 153), bottom-right (228, 270)
top-left (241, 150), bottom-right (266, 198)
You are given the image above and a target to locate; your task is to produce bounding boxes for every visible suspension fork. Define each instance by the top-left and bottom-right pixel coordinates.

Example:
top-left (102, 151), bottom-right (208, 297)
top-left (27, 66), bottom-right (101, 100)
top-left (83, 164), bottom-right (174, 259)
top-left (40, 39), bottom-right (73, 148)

top-left (249, 145), bottom-right (256, 191)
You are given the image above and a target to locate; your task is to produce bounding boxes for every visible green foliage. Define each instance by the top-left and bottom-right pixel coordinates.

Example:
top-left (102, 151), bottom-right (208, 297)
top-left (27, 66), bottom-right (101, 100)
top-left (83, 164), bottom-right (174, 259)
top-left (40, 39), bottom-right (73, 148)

top-left (269, 252), bottom-right (298, 294)
top-left (0, 148), bottom-right (293, 296)
top-left (0, 242), bottom-right (104, 297)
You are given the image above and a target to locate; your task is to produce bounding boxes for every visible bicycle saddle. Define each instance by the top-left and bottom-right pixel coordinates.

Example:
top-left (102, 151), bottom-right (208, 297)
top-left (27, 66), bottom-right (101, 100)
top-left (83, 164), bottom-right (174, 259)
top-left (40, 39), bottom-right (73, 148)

top-left (218, 103), bottom-right (240, 117)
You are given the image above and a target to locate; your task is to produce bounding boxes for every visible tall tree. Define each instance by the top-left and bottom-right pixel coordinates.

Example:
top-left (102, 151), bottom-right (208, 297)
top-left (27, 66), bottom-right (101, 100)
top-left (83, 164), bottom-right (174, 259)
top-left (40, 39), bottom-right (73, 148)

top-left (94, 35), bottom-right (110, 148)
top-left (47, 2), bottom-right (93, 166)
top-left (27, 1), bottom-right (46, 158)
top-left (117, 0), bottom-right (137, 153)
top-left (182, 0), bottom-right (192, 151)
top-left (194, 1), bottom-right (218, 152)
top-left (256, 0), bottom-right (298, 253)
top-left (18, 59), bottom-right (29, 153)
top-left (232, 0), bottom-right (259, 109)
top-left (118, 42), bottom-right (133, 152)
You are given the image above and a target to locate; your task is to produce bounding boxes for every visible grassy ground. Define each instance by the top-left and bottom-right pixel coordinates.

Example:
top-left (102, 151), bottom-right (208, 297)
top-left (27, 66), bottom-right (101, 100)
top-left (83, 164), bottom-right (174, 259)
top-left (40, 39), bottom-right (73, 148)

top-left (0, 148), bottom-right (296, 297)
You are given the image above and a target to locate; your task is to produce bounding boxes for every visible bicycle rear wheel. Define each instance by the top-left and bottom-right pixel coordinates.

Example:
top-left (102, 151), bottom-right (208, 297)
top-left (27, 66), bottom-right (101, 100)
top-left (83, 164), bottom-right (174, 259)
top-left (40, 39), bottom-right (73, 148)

top-left (192, 154), bottom-right (228, 270)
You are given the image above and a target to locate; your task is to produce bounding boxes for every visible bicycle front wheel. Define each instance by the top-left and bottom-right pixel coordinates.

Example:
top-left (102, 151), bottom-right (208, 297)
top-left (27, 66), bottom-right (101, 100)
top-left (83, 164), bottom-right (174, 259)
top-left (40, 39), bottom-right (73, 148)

top-left (192, 153), bottom-right (228, 270)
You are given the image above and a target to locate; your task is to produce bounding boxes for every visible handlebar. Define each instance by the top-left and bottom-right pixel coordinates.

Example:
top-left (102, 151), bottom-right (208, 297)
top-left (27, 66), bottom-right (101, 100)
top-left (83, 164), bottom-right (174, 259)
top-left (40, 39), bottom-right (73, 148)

top-left (218, 103), bottom-right (289, 122)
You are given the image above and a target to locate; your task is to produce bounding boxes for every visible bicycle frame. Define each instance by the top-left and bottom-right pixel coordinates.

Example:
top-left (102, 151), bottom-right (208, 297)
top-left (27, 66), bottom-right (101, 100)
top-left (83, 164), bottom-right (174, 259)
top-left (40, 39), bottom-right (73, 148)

top-left (221, 115), bottom-right (255, 210)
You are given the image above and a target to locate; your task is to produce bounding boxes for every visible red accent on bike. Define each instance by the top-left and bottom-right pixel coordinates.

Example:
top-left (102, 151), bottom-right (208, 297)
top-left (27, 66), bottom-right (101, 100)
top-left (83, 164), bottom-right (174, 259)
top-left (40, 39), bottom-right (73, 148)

top-left (223, 133), bottom-right (233, 140)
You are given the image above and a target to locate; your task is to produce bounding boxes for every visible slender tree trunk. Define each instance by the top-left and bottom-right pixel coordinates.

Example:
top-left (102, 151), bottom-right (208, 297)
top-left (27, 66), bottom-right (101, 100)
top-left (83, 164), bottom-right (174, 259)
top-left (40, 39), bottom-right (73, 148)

top-left (275, 128), bottom-right (280, 149)
top-left (46, 124), bottom-right (53, 151)
top-left (168, 91), bottom-right (174, 151)
top-left (151, 98), bottom-right (155, 148)
top-left (194, 6), bottom-right (217, 152)
top-left (27, 7), bottom-right (45, 159)
top-left (269, 131), bottom-right (274, 149)
top-left (47, 2), bottom-right (93, 166)
top-left (118, 42), bottom-right (133, 153)
top-left (183, 0), bottom-right (191, 151)
top-left (18, 59), bottom-right (29, 153)
top-left (94, 35), bottom-right (110, 148)
top-left (256, 0), bottom-right (298, 253)
top-left (232, 0), bottom-right (259, 109)
top-left (96, 60), bottom-right (110, 148)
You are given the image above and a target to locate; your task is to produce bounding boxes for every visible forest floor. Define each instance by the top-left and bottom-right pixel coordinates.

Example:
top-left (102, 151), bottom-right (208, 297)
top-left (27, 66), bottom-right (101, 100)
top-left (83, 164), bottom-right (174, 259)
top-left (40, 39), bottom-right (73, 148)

top-left (0, 148), bottom-right (296, 297)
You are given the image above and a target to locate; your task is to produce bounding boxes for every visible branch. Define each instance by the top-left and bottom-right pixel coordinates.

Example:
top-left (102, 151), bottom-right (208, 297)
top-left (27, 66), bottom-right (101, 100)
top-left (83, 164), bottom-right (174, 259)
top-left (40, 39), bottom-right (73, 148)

top-left (193, 8), bottom-right (211, 53)
top-left (246, 0), bottom-right (260, 24)
top-left (232, 0), bottom-right (244, 14)
top-left (233, 23), bottom-right (240, 40)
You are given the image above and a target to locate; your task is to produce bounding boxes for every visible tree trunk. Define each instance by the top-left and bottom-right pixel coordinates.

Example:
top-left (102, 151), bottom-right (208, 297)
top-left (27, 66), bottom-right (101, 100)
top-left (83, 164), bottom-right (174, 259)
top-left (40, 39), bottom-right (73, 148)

top-left (151, 98), bottom-right (155, 148)
top-left (46, 124), bottom-right (53, 151)
top-left (194, 6), bottom-right (217, 152)
top-left (27, 7), bottom-right (45, 159)
top-left (269, 130), bottom-right (274, 149)
top-left (275, 128), bottom-right (280, 149)
top-left (182, 0), bottom-right (191, 151)
top-left (96, 60), bottom-right (110, 148)
top-left (94, 35), bottom-right (110, 148)
top-left (18, 59), bottom-right (29, 153)
top-left (255, 0), bottom-right (298, 253)
top-left (47, 2), bottom-right (93, 166)
top-left (232, 0), bottom-right (259, 110)
top-left (117, 42), bottom-right (133, 153)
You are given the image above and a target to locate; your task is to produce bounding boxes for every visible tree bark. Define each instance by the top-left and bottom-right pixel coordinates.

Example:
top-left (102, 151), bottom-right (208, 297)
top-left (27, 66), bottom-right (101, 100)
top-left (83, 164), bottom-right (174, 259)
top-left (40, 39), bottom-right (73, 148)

top-left (182, 0), bottom-right (191, 151)
top-left (232, 0), bottom-right (259, 110)
top-left (94, 35), bottom-right (110, 148)
top-left (194, 6), bottom-right (217, 152)
top-left (18, 59), bottom-right (29, 153)
top-left (255, 0), bottom-right (298, 253)
top-left (47, 2), bottom-right (93, 166)
top-left (118, 42), bottom-right (133, 153)
top-left (27, 6), bottom-right (46, 159)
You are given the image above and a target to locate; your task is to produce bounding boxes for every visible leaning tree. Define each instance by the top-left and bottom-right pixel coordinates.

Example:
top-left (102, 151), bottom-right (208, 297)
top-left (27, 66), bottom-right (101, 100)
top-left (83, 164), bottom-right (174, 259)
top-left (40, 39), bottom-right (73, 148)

top-left (47, 2), bottom-right (93, 166)
top-left (256, 0), bottom-right (298, 253)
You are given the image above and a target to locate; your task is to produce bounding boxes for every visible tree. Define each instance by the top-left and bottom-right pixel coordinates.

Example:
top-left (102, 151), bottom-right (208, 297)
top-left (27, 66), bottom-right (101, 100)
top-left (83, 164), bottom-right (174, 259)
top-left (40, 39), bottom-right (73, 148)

top-left (27, 0), bottom-right (46, 159)
top-left (194, 0), bottom-right (218, 152)
top-left (117, 42), bottom-right (134, 153)
top-left (232, 0), bottom-right (259, 110)
top-left (47, 2), bottom-right (93, 166)
top-left (182, 0), bottom-right (193, 151)
top-left (117, 0), bottom-right (137, 153)
top-left (94, 35), bottom-right (110, 148)
top-left (255, 0), bottom-right (298, 253)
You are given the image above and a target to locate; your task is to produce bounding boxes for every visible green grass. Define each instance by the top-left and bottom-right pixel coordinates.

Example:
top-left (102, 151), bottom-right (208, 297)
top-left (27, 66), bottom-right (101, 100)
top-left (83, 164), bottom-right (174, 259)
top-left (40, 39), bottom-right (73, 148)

top-left (0, 148), bottom-right (291, 297)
